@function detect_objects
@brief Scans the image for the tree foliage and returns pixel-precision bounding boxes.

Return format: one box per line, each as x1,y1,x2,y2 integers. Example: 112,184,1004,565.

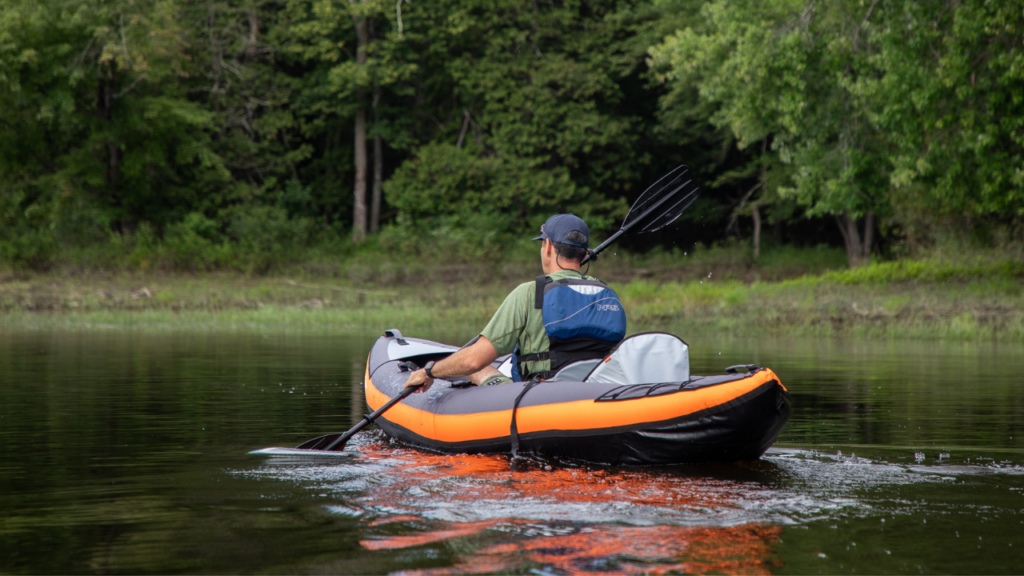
0,0,1020,269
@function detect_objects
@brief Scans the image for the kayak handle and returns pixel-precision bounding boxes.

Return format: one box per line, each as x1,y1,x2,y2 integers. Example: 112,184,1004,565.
725,364,759,374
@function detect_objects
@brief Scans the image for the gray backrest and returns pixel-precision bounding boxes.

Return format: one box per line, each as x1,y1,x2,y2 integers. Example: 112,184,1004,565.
546,359,603,382
584,333,689,385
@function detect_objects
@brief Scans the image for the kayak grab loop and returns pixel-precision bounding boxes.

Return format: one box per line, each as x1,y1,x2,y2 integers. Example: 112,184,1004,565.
725,364,759,374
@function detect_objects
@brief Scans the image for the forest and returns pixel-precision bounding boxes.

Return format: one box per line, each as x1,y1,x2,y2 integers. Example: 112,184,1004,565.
1,0,1022,273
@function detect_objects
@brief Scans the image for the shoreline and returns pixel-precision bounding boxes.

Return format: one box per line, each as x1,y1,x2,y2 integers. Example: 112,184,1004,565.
2,260,1021,341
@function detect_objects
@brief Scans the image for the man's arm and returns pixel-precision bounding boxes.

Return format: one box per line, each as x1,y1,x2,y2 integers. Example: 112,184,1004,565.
403,336,499,392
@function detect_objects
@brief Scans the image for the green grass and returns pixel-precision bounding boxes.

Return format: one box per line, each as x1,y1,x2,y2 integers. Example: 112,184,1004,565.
2,250,1021,341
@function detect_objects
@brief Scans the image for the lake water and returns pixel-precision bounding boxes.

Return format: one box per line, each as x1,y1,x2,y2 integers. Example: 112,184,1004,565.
1,329,1022,574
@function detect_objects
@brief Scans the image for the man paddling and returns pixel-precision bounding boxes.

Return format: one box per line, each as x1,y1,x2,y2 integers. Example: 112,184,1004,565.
403,214,627,393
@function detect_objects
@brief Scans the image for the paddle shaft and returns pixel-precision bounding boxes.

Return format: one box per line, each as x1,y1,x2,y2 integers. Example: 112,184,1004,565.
582,176,695,264
323,384,419,451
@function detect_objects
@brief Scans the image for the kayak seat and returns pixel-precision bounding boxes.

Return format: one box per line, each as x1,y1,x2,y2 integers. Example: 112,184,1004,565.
546,359,603,382
583,332,689,385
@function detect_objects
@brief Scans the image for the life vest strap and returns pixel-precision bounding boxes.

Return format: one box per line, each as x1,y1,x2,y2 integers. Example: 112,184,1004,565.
516,351,550,363
534,275,550,309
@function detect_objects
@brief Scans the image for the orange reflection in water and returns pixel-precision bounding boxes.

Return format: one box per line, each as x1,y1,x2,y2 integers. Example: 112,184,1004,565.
357,444,734,510
361,519,502,551
354,444,782,574
394,523,782,576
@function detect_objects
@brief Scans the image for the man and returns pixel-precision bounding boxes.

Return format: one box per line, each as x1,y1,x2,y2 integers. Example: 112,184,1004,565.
403,214,626,393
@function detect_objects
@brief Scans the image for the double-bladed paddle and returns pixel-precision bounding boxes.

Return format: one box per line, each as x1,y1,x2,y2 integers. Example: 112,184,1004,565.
583,164,701,263
253,165,700,454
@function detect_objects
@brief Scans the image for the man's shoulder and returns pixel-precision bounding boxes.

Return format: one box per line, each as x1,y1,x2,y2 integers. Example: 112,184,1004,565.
495,281,535,309
510,280,536,295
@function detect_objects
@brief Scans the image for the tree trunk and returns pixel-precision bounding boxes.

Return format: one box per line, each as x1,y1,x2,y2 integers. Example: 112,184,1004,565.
752,203,761,258
99,63,124,233
863,211,875,259
245,4,259,61
752,138,767,259
835,211,875,267
350,1,369,243
370,87,382,234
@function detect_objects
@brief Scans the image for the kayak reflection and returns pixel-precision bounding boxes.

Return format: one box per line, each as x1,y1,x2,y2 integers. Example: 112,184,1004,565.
353,443,782,574
374,522,781,575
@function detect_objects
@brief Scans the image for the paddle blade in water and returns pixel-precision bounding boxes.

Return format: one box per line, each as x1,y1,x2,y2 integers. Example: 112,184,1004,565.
250,446,350,457
296,433,343,450
621,165,701,233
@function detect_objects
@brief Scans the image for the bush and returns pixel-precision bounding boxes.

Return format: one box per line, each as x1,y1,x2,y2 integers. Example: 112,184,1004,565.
163,213,230,271
225,206,312,273
0,225,55,270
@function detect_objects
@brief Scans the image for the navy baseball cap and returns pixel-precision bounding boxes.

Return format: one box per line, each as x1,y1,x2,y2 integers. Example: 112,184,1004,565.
532,214,589,248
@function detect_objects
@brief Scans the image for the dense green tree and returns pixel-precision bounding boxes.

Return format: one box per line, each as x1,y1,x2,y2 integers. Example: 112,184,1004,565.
0,0,311,267
650,0,1024,264
377,0,692,252
0,0,214,263
650,0,892,266
859,1,1024,237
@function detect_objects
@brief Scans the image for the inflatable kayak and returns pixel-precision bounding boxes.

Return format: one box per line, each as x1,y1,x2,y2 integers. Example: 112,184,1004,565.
359,329,791,465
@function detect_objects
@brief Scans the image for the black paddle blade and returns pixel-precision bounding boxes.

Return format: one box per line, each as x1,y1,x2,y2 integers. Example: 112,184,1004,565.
621,165,701,233
296,433,344,450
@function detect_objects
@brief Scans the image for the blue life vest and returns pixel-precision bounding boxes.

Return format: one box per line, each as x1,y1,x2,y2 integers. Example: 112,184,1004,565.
514,274,627,381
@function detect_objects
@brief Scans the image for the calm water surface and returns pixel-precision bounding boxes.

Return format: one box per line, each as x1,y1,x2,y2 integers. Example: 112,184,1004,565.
1,329,1022,574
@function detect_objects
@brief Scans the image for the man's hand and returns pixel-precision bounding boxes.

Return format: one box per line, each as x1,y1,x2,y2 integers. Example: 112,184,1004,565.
403,369,435,393
400,337,499,394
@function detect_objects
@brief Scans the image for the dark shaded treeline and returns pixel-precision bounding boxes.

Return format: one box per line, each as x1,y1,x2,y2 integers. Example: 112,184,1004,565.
1,0,1021,271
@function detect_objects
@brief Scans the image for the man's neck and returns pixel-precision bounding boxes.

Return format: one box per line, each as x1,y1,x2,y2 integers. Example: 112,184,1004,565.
542,264,582,275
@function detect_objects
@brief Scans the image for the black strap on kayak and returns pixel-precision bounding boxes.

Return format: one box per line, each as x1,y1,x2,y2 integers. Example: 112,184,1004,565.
510,379,541,459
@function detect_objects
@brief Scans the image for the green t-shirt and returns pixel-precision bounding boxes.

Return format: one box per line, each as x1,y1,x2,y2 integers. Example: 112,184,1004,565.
480,269,598,377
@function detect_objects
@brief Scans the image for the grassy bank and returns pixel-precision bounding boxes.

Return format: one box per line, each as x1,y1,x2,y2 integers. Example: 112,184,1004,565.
1,250,1021,341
